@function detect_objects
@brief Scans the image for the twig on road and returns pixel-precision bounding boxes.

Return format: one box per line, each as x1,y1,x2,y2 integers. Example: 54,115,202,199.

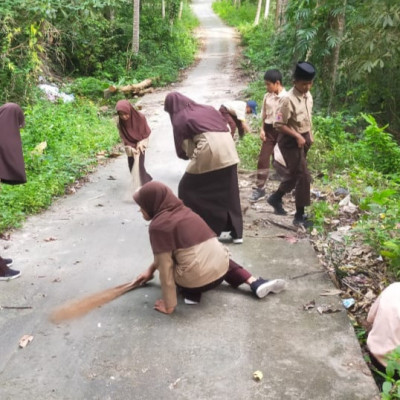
290,270,326,280
261,217,298,232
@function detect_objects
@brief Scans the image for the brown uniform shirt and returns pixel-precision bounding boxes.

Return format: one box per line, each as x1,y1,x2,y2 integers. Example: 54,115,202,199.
261,89,287,125
182,131,239,174
155,237,230,308
274,87,313,134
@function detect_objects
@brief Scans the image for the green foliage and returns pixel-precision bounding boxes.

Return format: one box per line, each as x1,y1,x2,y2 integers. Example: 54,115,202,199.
309,112,400,273
0,0,199,103
214,0,400,134
375,346,400,400
355,114,400,175
356,183,400,274
68,77,111,100
309,200,338,232
0,100,119,232
308,112,359,173
236,133,261,170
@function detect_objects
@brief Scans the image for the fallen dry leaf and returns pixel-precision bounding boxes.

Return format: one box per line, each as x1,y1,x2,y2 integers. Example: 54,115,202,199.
253,370,263,381
303,300,315,310
19,334,34,348
277,234,298,244
316,304,341,315
320,289,342,296
30,141,47,156
168,377,181,390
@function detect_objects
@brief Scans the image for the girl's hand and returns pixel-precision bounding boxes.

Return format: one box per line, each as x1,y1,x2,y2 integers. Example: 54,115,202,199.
260,130,266,142
135,270,154,286
154,299,175,314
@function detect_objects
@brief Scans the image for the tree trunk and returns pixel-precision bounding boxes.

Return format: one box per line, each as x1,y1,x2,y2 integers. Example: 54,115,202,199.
327,2,346,111
178,1,183,20
162,0,165,19
275,0,287,28
254,0,263,26
275,0,281,27
132,0,140,54
264,0,270,20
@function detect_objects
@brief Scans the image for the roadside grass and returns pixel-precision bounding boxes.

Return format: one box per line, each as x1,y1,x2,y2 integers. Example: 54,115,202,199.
1,5,200,233
0,100,119,232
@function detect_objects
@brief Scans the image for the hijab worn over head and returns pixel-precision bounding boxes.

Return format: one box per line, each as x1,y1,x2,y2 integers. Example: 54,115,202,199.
116,100,151,147
133,181,216,254
164,92,229,159
0,103,26,184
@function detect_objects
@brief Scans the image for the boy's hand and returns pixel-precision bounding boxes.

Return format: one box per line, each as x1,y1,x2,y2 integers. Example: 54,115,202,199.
260,130,266,141
296,134,306,148
154,299,175,314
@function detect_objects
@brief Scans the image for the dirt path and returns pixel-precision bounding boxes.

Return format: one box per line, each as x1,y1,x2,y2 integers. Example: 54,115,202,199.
0,1,379,399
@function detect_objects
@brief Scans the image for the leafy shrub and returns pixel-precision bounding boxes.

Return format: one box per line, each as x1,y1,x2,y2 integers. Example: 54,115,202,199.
355,114,400,175
375,346,400,400
68,77,111,100
236,133,261,170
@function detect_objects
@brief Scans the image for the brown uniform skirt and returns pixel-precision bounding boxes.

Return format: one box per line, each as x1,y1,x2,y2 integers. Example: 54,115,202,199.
178,164,243,239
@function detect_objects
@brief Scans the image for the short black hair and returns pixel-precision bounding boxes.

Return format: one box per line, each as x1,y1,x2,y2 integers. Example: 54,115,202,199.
263,69,283,84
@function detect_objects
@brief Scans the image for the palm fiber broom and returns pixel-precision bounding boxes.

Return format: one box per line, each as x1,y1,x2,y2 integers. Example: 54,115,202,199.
50,279,141,323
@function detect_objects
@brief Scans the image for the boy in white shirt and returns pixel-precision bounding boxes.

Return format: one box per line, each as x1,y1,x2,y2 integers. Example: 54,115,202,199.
219,100,257,139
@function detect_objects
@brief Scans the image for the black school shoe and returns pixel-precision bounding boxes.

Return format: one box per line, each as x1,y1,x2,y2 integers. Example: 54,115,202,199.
3,258,13,266
267,194,287,215
0,266,21,281
249,187,266,203
293,215,313,228
250,278,287,298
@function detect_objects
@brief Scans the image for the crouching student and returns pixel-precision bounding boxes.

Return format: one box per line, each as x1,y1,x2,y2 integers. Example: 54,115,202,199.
268,61,316,227
133,181,287,314
366,282,400,373
219,100,257,139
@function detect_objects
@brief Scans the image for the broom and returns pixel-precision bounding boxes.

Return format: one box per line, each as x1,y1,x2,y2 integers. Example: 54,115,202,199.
50,278,142,323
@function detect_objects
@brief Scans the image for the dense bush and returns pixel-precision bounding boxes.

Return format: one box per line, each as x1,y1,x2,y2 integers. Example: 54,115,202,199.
0,0,199,104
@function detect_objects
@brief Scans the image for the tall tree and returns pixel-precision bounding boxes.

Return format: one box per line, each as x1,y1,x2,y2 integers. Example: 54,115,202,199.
264,0,271,20
178,1,184,20
254,0,263,25
132,0,140,54
325,0,346,111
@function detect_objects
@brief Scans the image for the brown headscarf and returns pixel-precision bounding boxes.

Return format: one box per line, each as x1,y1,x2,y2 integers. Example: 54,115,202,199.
0,103,26,185
133,181,216,254
164,92,229,159
116,100,151,147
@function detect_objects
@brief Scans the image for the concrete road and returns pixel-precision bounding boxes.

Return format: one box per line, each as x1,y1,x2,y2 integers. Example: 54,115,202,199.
0,0,379,399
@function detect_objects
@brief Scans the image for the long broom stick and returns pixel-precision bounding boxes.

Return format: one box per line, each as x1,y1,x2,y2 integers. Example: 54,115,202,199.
50,279,141,323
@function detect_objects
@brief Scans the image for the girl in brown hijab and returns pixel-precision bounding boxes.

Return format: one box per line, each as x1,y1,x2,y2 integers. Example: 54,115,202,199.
116,100,152,188
164,92,243,244
134,181,286,314
0,103,26,280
